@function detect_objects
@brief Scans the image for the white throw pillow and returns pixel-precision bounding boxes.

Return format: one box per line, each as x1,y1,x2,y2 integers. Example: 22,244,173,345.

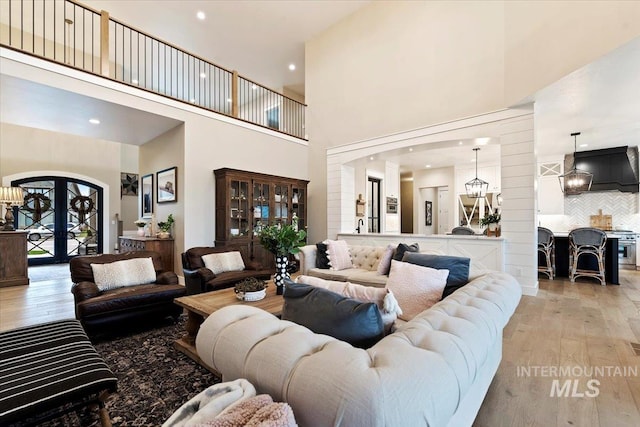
385,260,449,321
202,251,245,275
326,240,353,271
91,257,156,292
376,244,395,275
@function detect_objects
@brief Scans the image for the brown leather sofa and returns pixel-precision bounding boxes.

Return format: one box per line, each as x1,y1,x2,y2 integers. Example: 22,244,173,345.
70,251,185,334
181,246,272,295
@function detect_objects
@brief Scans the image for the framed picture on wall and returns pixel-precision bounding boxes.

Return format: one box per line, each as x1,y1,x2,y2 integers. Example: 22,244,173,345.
121,172,139,196
425,201,433,226
141,173,154,218
157,166,177,203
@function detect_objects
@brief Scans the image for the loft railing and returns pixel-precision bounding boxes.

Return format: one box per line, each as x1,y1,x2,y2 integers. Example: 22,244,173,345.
0,0,307,140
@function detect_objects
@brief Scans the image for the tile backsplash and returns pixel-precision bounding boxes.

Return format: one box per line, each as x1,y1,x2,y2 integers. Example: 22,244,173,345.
540,192,640,232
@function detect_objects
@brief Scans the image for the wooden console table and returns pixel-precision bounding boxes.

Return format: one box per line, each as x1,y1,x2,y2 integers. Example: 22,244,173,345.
0,231,29,287
118,236,174,272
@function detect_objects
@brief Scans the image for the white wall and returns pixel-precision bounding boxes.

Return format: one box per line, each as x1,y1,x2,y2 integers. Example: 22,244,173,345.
1,52,309,272
0,123,120,251
306,0,640,241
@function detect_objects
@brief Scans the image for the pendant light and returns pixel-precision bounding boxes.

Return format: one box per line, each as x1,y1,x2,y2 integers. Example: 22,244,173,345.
558,132,592,195
465,148,489,198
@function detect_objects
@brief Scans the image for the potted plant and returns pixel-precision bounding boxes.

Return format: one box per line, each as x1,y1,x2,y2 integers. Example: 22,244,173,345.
134,219,147,236
157,214,174,239
257,221,307,294
234,277,268,301
480,211,501,236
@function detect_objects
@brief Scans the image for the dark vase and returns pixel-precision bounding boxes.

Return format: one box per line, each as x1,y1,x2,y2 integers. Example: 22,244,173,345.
274,255,289,295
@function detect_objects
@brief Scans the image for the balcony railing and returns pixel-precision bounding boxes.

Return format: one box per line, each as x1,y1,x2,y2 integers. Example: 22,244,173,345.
0,0,307,140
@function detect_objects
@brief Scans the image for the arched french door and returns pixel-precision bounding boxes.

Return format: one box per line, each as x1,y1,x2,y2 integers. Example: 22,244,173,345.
12,176,103,265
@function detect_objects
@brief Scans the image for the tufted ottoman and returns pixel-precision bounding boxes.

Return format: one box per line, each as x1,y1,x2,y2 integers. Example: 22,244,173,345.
0,319,117,426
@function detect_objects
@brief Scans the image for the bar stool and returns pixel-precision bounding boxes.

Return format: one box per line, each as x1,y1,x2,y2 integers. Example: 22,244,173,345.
568,227,607,286
537,227,555,279
451,226,475,235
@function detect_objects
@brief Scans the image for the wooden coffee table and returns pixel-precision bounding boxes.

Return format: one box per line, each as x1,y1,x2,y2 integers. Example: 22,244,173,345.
174,284,284,367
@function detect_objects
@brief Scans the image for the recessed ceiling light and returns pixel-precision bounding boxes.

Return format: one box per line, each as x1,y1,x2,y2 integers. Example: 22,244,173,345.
226,98,232,103
580,143,588,147
288,63,296,71
200,72,206,79
476,137,490,145
369,156,374,161
131,79,138,84
471,158,476,162
252,84,257,90
409,148,413,152
425,164,431,168
459,141,463,145
196,11,206,20
89,118,100,125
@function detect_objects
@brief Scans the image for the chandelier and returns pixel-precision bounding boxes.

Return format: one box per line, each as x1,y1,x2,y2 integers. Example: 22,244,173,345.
465,148,489,198
558,132,592,195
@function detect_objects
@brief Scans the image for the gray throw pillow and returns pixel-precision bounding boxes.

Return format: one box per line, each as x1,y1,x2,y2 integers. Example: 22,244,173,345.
282,280,384,348
315,243,331,269
401,253,470,299
392,243,419,261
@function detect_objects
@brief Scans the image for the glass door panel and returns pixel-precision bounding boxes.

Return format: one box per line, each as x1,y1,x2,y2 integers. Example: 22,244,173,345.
14,177,102,265
274,184,288,224
229,179,249,238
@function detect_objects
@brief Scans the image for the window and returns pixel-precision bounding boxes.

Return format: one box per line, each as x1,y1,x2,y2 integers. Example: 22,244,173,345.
266,105,280,130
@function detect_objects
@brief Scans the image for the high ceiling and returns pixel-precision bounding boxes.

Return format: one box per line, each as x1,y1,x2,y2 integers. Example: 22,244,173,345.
83,0,370,96
370,36,640,173
0,2,637,169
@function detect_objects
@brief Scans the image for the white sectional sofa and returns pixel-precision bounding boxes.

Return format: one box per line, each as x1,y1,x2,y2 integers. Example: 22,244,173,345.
298,244,389,287
195,271,522,427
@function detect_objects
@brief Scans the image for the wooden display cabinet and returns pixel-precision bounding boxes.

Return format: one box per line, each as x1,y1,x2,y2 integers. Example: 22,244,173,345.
0,231,29,287
214,168,309,267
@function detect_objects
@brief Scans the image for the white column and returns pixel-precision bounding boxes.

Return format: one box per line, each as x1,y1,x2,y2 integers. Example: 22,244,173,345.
327,156,355,239
499,112,538,296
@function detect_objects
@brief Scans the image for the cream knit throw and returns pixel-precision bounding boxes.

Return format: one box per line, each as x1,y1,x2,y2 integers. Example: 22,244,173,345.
163,379,256,427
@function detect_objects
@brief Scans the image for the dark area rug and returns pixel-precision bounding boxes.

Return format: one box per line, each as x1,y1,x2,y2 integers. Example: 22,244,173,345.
42,316,220,426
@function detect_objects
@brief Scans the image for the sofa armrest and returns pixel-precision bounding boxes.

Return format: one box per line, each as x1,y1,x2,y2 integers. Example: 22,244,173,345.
156,271,179,285
71,281,101,302
298,245,317,275
245,260,264,271
183,267,216,295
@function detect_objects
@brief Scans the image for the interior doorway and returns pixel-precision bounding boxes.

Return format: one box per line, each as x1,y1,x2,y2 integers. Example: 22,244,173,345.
367,177,381,233
438,187,450,234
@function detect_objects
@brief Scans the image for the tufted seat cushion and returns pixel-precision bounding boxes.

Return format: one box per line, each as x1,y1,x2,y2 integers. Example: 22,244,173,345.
196,271,521,427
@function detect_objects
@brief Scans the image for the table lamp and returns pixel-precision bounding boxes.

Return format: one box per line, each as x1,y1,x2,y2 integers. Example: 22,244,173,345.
0,186,25,231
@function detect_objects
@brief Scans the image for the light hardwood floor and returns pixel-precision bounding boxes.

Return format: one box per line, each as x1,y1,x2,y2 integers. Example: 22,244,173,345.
1,266,639,426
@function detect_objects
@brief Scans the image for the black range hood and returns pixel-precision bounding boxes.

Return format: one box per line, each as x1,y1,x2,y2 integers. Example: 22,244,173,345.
568,146,639,193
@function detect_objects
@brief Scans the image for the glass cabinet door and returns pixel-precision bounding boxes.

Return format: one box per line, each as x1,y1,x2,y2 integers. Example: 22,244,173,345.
291,185,305,231
252,181,270,233
229,179,249,238
274,183,289,224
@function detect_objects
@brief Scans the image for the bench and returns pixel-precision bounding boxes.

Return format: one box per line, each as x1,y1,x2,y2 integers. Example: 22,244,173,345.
0,319,117,426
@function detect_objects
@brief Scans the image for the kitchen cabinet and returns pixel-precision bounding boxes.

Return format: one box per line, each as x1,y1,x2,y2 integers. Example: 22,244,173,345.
0,231,29,287
538,175,564,214
537,160,564,215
